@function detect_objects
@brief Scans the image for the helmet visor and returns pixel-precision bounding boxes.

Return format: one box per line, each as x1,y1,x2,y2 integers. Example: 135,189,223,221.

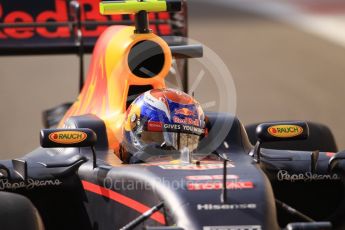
141,131,200,153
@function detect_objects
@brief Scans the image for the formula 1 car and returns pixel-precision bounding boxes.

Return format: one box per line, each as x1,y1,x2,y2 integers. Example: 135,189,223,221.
1,1,345,230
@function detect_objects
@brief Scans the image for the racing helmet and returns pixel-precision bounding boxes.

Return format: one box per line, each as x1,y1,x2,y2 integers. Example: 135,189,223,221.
121,88,206,162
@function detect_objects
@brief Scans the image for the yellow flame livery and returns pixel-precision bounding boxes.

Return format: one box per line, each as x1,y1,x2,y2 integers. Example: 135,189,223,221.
59,25,172,151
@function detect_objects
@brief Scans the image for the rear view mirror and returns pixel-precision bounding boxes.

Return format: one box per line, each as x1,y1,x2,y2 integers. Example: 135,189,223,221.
40,128,97,148
40,128,98,168
253,121,309,163
256,121,309,142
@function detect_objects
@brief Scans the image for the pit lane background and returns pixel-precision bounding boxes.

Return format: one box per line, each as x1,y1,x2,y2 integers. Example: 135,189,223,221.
1,0,345,158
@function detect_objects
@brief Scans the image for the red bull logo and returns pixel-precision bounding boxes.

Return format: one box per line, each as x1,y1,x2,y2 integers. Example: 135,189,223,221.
175,108,194,116
173,116,199,126
0,0,172,40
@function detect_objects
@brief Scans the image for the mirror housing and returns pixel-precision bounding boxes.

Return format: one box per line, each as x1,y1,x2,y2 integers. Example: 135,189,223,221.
40,128,97,148
256,121,309,142
253,121,309,163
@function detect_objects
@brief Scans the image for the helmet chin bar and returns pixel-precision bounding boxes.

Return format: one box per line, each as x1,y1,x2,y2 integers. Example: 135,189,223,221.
124,130,201,163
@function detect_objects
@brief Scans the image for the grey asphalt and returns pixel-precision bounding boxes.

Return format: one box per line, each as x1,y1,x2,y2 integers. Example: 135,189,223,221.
1,1,345,158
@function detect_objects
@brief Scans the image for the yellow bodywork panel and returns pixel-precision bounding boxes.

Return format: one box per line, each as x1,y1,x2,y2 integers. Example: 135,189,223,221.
100,0,167,15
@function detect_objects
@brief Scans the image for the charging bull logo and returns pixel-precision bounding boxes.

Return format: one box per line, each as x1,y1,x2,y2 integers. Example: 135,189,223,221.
268,125,303,138
175,108,194,116
49,131,87,144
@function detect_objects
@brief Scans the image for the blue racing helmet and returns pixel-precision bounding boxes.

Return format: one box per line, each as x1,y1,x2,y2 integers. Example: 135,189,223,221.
122,88,206,162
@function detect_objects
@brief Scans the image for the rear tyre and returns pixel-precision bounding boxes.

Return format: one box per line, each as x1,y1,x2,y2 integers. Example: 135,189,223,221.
0,191,44,230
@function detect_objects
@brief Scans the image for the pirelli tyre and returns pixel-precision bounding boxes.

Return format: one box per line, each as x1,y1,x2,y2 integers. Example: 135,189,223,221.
245,121,338,152
0,191,44,230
